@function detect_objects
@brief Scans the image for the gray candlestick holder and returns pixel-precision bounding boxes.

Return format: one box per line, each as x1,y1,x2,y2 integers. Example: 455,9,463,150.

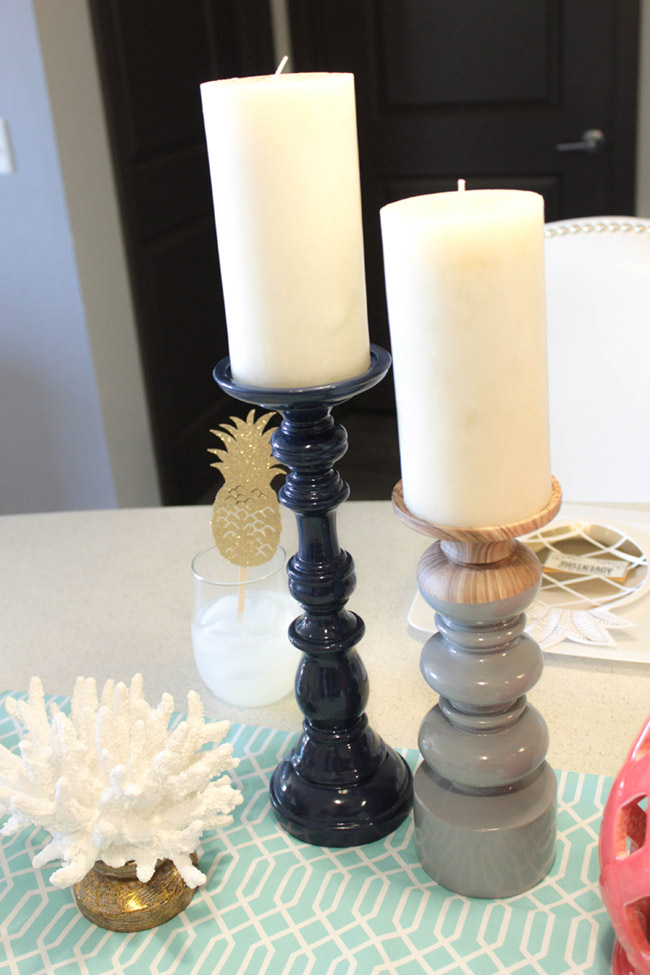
393,477,562,898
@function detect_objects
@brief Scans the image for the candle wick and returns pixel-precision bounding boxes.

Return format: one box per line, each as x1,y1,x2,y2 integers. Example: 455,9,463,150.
274,55,289,76
457,178,466,193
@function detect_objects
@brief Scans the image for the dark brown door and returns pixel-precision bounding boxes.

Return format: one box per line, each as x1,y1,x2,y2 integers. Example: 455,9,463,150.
289,0,639,410
88,1,275,504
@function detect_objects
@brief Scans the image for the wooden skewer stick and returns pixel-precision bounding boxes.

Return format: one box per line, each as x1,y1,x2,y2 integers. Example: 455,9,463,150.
237,564,247,620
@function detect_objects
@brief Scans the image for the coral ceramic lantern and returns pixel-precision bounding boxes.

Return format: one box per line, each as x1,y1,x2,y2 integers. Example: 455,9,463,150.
600,716,650,975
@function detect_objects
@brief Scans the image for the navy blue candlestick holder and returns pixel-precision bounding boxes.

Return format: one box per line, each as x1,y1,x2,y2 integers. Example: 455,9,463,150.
214,346,413,846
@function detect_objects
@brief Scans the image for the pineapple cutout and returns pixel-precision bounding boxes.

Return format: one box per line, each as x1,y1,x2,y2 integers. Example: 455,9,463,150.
209,410,284,567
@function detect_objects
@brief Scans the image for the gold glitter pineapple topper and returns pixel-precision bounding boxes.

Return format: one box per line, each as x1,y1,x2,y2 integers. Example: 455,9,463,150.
209,411,284,567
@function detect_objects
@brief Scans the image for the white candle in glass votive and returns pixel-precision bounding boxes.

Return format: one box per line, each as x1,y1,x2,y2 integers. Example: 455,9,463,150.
200,72,370,389
192,589,298,708
380,187,552,528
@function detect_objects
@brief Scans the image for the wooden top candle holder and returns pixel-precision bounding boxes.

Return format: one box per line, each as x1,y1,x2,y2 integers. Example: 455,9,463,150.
393,477,562,608
392,476,562,897
392,476,562,545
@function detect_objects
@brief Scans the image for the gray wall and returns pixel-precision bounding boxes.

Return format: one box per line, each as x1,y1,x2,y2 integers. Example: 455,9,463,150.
34,0,160,511
0,0,159,514
0,0,118,513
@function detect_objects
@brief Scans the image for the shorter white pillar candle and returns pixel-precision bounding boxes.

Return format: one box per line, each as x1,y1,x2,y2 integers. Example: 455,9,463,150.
201,72,370,389
381,188,552,528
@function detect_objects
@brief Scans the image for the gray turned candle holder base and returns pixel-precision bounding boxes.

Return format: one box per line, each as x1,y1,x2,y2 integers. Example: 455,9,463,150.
414,761,557,898
393,478,562,898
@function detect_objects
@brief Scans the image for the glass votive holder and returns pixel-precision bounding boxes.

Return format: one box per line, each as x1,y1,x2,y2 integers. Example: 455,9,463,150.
191,545,299,707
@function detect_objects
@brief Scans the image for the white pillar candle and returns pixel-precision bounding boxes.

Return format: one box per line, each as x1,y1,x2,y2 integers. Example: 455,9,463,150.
200,72,370,389
380,188,552,528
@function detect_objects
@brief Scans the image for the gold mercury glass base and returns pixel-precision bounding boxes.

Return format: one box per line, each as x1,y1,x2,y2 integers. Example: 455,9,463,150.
73,856,198,931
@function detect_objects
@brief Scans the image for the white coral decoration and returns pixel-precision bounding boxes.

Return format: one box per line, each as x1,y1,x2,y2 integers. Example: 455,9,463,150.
0,674,243,889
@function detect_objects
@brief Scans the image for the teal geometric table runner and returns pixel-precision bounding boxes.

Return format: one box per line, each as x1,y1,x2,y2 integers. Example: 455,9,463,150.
0,694,615,975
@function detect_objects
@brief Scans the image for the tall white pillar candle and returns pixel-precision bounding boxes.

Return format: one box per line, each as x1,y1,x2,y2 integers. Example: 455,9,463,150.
381,188,551,528
200,73,370,388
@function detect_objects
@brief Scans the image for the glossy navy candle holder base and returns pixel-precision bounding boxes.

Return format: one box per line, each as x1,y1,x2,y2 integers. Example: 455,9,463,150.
214,347,413,847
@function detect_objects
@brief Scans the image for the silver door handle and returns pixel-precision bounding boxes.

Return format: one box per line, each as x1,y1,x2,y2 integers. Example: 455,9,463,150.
556,128,605,154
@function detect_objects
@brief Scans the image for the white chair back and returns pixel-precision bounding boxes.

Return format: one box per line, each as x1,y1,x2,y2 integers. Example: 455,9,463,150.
544,217,650,502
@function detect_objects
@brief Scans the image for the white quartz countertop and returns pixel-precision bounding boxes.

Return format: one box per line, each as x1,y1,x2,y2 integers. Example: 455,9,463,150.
1,499,649,779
